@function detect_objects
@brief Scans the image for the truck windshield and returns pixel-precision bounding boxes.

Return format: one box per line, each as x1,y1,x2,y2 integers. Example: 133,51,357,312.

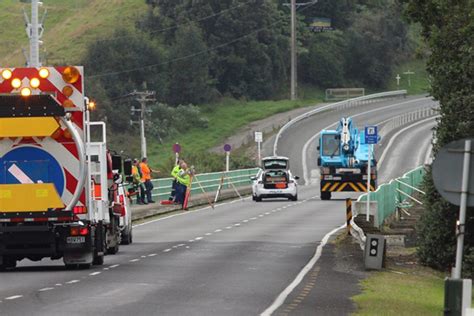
322,135,340,156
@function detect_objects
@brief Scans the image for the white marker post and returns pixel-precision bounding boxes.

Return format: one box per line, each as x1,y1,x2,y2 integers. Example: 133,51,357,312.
224,144,232,172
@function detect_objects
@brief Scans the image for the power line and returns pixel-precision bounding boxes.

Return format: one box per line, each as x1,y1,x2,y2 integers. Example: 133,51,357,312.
94,0,257,43
87,0,320,80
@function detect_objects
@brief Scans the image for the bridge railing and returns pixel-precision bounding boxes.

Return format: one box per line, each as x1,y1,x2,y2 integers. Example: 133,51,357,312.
357,166,426,227
146,168,260,201
273,90,408,156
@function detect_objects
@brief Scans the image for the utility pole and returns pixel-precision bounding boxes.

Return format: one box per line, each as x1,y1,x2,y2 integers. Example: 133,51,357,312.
290,0,297,101
130,89,156,159
23,0,46,67
285,0,317,101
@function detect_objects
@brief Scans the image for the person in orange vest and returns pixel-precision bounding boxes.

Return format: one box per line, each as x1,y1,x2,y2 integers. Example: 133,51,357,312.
139,157,158,203
132,158,147,205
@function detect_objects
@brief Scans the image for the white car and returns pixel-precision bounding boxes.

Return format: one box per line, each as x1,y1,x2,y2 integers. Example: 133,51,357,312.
117,184,133,245
251,156,299,202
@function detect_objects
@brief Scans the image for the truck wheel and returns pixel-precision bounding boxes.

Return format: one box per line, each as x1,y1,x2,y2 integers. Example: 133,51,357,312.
121,228,132,245
320,192,331,200
107,244,119,255
0,256,16,270
93,253,104,265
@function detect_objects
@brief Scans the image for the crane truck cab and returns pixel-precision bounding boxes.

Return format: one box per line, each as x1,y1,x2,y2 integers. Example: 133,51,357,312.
317,117,377,200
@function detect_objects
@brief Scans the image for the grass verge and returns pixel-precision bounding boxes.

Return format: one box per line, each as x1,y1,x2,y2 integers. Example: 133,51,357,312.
352,265,444,315
389,59,430,95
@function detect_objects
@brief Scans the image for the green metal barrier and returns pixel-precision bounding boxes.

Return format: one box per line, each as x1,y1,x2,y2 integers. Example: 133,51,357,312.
358,166,426,226
144,168,260,202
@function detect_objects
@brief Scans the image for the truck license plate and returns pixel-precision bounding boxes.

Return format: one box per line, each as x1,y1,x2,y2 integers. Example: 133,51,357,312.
67,236,85,244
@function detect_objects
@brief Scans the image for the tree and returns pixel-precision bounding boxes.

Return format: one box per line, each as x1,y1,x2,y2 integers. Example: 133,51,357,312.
167,24,215,105
402,0,474,277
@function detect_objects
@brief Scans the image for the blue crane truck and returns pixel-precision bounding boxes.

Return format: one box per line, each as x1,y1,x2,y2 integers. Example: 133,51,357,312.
317,117,377,200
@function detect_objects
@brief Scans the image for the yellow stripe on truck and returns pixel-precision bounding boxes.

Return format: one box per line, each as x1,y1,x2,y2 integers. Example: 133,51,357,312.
0,117,60,138
322,183,331,191
337,183,347,192
0,183,64,212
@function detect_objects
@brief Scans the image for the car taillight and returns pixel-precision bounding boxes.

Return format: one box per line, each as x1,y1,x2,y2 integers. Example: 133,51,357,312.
79,227,89,236
73,206,87,214
70,227,80,236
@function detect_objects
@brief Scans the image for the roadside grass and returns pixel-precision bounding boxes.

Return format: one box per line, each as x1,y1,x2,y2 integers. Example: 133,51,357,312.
352,265,445,315
0,0,146,66
388,59,431,95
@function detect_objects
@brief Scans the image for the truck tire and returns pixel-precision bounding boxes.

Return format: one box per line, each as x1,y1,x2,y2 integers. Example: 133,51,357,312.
121,228,132,245
107,244,119,255
320,191,331,200
0,256,16,270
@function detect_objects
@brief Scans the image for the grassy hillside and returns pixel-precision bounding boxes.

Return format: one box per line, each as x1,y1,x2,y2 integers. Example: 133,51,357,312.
0,0,146,67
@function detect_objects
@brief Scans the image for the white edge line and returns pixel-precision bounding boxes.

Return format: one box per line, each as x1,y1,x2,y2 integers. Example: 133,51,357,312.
5,295,23,300
378,116,438,167
132,196,251,228
260,224,345,316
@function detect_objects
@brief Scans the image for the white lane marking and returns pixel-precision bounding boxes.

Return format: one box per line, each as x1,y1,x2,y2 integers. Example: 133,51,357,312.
250,217,257,220
8,164,34,184
186,246,190,249
66,280,80,284
265,212,270,215
260,224,345,316
89,272,101,276
103,268,109,271
163,249,172,253
189,239,195,242
5,295,23,300
301,97,431,185
141,255,147,258
243,220,249,223
148,254,157,257
55,284,62,286
178,243,186,247
38,288,54,292
234,223,241,226
110,264,120,268
378,116,438,167
259,214,264,217
214,229,222,233
129,259,140,262
205,233,212,236
195,237,203,240
226,226,232,229
133,196,251,228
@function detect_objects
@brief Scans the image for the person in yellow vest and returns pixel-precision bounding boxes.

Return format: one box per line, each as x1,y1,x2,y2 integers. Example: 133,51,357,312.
132,158,147,204
169,159,184,202
139,157,158,203
175,162,191,207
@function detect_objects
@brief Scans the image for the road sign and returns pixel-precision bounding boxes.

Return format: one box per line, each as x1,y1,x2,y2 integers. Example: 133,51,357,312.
365,126,378,144
432,139,474,206
224,144,232,152
173,143,181,153
255,132,263,143
1,146,65,196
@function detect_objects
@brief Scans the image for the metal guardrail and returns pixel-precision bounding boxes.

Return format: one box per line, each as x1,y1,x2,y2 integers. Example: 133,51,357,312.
147,168,259,201
357,166,426,227
273,90,408,156
325,88,365,101
378,107,438,137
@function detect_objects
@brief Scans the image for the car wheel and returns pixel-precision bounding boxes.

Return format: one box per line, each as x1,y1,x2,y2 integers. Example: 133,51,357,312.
289,195,298,201
255,196,262,202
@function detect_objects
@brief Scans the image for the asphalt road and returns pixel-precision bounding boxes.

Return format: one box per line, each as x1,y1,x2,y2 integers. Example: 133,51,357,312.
0,96,437,316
